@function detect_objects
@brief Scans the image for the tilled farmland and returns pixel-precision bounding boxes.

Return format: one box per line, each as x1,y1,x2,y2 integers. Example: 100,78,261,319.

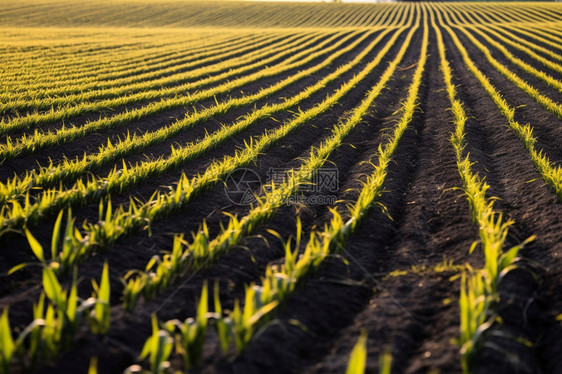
0,1,561,373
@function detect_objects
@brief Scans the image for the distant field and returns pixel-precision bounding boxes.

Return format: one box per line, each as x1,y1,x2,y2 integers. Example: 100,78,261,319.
0,1,561,373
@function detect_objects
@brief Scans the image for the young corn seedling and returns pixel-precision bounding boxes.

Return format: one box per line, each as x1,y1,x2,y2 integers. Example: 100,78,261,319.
222,218,326,353
228,283,280,352
122,274,147,313
346,330,368,374
123,234,192,311
379,349,392,374
213,281,233,355
129,284,213,372
137,315,174,374
458,268,494,373
346,330,392,374
88,357,98,374
9,209,84,277
32,265,101,363
170,282,209,369
24,229,86,354
89,262,111,335
5,261,99,370
0,308,14,374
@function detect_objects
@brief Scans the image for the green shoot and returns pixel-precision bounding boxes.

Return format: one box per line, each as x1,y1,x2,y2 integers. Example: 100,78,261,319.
139,315,173,374
346,330,368,374
90,262,111,335
0,309,14,374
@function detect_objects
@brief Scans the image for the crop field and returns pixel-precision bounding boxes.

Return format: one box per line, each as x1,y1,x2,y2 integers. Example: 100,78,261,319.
0,0,562,373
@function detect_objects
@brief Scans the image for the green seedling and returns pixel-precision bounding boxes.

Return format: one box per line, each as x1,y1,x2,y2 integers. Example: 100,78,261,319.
90,262,111,335
346,330,368,374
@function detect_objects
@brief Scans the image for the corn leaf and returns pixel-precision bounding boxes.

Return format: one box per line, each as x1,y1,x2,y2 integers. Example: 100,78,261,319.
346,330,368,374
25,228,44,263
42,267,63,310
51,210,64,260
0,308,14,372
